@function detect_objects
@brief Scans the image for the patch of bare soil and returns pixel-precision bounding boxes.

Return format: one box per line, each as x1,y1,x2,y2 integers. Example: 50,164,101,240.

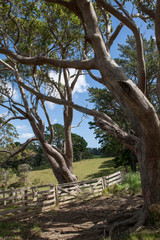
34,194,143,240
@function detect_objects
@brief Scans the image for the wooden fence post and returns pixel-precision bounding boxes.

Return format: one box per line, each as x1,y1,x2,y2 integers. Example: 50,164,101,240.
3,192,6,205
54,185,59,205
24,189,28,212
102,177,107,190
11,188,15,203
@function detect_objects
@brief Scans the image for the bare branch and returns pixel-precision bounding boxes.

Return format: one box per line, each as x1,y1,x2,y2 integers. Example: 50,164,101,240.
0,58,14,71
71,114,87,129
95,0,146,94
0,47,96,70
41,100,54,144
108,22,124,49
0,116,26,129
95,118,139,153
0,137,37,166
132,13,150,22
87,70,103,84
0,150,12,154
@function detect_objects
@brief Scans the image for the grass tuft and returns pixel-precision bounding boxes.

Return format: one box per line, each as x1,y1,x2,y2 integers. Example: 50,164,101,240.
103,172,142,196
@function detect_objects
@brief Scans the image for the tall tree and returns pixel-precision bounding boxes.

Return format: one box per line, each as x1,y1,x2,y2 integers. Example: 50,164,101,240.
0,1,85,183
0,0,160,233
88,36,159,170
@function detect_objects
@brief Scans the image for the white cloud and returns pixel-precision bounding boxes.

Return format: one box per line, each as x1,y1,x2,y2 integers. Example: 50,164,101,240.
0,112,8,118
49,69,89,95
16,125,28,130
0,80,19,101
0,112,12,119
45,101,55,110
53,118,57,124
20,133,34,139
72,75,89,94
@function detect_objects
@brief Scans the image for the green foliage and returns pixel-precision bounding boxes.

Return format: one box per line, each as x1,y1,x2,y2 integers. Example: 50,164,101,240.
114,148,137,172
122,172,141,193
46,124,91,162
0,220,42,239
8,157,118,186
16,163,31,186
0,168,14,189
104,172,141,196
104,229,160,240
148,204,160,228
0,115,19,147
0,0,84,58
72,133,90,161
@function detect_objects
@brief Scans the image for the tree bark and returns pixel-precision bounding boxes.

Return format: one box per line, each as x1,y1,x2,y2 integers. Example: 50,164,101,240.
42,143,77,183
137,133,160,208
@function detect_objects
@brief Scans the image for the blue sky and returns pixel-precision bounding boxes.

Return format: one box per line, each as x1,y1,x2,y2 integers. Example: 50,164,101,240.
0,3,155,149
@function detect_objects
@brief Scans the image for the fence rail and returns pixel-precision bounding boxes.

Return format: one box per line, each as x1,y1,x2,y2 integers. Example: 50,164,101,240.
0,171,122,221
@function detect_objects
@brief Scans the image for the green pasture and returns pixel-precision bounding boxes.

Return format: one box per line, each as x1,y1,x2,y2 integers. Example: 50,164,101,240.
18,157,123,186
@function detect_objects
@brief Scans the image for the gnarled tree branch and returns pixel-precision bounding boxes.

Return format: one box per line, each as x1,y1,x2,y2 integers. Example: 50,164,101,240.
0,47,96,70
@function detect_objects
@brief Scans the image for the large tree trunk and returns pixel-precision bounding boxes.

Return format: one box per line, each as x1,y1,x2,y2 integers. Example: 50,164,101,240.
137,135,160,209
42,142,77,183
28,113,77,184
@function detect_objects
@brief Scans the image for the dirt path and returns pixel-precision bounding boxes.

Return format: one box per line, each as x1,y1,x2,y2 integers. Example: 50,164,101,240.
35,194,143,240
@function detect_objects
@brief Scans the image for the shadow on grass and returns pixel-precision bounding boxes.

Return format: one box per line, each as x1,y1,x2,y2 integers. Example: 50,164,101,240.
85,159,121,179
0,220,46,240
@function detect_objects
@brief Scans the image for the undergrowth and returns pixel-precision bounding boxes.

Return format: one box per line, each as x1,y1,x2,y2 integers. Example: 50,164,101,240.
103,228,160,240
103,172,142,196
0,220,42,240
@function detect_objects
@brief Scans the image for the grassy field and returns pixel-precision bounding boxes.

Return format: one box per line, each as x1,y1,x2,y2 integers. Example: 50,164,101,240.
18,157,123,186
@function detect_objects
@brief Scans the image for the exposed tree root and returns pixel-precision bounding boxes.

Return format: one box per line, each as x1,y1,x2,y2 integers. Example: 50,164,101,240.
109,206,149,238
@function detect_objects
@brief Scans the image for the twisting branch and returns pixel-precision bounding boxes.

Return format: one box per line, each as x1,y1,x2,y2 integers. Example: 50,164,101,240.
0,137,38,166
16,77,139,150
87,70,103,84
0,116,26,129
0,47,97,70
6,0,20,49
95,118,139,153
95,0,146,94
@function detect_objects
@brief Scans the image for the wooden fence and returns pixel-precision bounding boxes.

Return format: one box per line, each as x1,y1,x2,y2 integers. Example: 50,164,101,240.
0,171,122,221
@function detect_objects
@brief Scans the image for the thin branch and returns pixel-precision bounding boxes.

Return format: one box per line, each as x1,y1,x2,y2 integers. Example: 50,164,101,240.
132,13,150,22
7,0,20,48
71,114,87,129
87,70,103,84
71,70,81,90
114,0,133,21
137,0,155,19
0,150,12,154
108,22,124,49
0,137,38,166
0,116,26,129
0,58,14,71
95,118,139,153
